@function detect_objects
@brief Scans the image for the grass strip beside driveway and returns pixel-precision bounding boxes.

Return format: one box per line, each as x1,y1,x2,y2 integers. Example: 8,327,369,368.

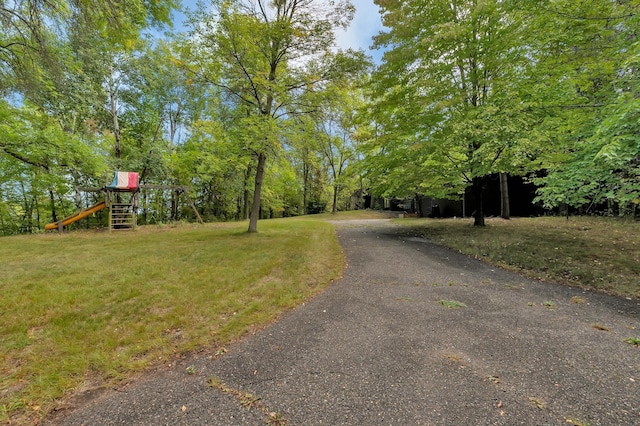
407,216,640,299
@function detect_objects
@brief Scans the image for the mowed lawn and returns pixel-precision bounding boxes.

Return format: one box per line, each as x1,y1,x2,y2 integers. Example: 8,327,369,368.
0,219,344,424
406,216,640,298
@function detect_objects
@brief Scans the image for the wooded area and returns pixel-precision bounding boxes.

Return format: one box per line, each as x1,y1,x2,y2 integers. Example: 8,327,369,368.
1,0,638,235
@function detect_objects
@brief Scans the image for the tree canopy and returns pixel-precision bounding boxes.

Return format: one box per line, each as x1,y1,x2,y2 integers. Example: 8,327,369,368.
1,0,639,236
363,0,640,224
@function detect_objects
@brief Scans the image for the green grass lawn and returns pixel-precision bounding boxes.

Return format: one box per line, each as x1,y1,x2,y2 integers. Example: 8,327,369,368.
404,216,640,298
0,219,343,424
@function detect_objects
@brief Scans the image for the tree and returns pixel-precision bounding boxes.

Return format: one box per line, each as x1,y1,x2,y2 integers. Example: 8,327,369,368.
499,172,510,219
1,0,177,98
172,114,252,221
283,117,325,214
369,0,532,225
522,0,640,215
313,83,367,213
0,100,107,230
184,0,356,232
0,0,180,231
117,40,206,186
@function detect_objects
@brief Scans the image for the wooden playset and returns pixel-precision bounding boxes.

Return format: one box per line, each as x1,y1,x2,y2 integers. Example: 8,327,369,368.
45,172,202,232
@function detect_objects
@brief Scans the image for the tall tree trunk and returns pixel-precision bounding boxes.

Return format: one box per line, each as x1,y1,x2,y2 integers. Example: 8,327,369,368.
415,194,423,217
243,163,252,220
332,184,338,213
142,190,148,224
20,181,30,232
35,196,41,231
303,161,309,215
472,176,485,226
108,65,122,162
499,172,510,219
171,190,178,221
248,152,266,233
48,190,58,223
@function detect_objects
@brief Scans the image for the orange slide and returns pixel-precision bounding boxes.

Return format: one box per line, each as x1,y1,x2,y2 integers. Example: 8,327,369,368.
45,201,106,231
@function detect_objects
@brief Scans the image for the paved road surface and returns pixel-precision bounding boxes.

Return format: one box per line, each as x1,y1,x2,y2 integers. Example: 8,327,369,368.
46,220,640,425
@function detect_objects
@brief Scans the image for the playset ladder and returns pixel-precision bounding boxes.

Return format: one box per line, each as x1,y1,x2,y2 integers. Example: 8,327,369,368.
109,203,136,231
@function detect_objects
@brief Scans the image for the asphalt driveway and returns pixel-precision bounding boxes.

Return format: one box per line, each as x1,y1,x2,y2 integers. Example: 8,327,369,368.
46,220,640,425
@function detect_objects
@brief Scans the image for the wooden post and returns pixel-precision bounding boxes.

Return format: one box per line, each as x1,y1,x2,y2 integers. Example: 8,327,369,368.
181,187,204,224
132,191,138,230
105,189,112,231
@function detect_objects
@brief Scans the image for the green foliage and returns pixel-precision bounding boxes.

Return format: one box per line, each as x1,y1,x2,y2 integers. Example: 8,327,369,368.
282,117,327,214
1,0,373,234
366,0,535,222
365,0,640,218
2,0,639,233
0,101,107,233
527,1,640,213
0,0,194,232
0,102,98,171
314,84,360,212
263,155,304,216
186,0,355,119
171,116,251,221
0,0,177,97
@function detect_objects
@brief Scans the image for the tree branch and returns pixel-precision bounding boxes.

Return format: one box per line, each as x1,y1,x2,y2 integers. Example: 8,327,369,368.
0,147,50,169
537,104,606,110
539,6,637,21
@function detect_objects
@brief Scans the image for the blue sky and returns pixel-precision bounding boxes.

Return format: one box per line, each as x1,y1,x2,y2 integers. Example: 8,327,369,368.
332,0,385,62
173,0,385,62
